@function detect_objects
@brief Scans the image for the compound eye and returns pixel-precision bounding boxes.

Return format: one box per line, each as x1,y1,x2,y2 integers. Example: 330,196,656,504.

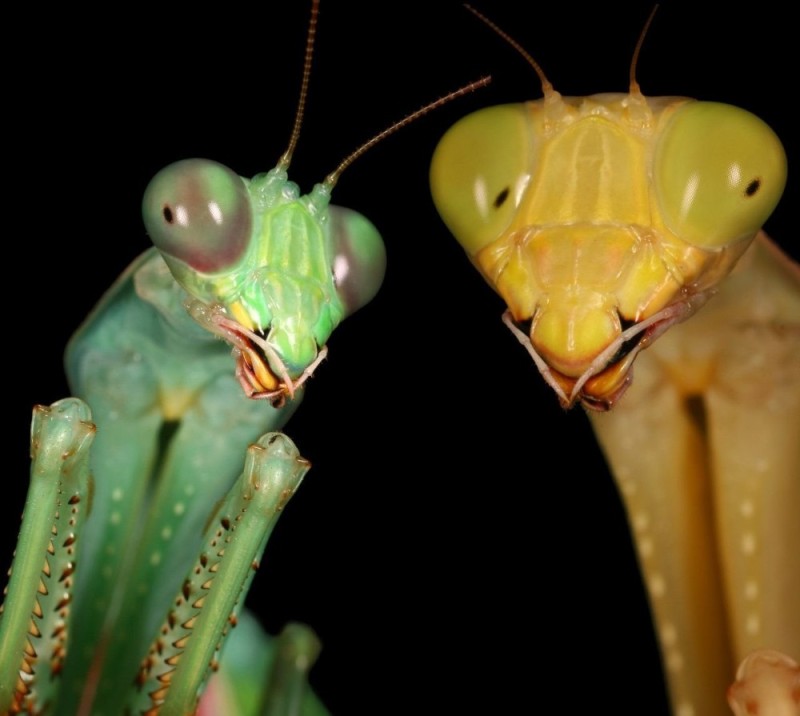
142,158,252,273
329,206,387,317
655,102,786,248
430,104,533,256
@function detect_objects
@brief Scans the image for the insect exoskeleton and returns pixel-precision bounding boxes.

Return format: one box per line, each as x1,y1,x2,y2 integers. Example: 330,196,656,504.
431,84,785,409
143,157,386,405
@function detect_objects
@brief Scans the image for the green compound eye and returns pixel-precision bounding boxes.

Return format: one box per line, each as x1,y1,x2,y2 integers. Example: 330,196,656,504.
142,158,252,273
654,101,787,248
430,104,534,256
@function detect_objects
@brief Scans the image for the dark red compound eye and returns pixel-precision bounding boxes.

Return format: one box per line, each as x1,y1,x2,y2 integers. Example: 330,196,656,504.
142,158,252,274
329,206,387,318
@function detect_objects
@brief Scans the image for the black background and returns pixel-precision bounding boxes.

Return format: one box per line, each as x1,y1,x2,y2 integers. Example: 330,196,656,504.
5,2,796,714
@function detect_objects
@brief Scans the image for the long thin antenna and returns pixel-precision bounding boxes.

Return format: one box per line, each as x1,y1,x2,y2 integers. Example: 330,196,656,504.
323,76,491,189
464,4,554,98
629,5,659,95
278,0,320,170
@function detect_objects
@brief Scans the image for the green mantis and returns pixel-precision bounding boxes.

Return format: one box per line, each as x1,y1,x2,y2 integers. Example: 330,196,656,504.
2,2,400,712
4,1,494,710
3,2,798,715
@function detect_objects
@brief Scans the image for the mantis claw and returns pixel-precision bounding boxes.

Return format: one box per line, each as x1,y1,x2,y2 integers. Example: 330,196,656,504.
0,399,95,716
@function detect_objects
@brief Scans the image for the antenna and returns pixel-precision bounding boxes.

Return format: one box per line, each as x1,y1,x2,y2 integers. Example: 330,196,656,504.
278,0,320,170
630,5,659,95
464,4,554,98
275,0,490,189
323,77,491,189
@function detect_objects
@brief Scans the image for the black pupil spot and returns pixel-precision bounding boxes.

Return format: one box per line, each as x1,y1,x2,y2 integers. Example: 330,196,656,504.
745,178,761,197
494,187,510,208
163,206,174,223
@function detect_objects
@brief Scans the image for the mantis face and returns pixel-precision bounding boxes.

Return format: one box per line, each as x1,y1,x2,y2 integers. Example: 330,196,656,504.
431,95,786,409
142,159,386,405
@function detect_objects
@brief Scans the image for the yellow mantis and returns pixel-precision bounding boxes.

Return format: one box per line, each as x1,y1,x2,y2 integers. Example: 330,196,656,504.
431,4,798,715
4,2,797,714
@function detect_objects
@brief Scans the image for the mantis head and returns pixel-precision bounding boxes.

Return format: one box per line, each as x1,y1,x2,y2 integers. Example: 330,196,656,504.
430,18,786,410
143,157,386,405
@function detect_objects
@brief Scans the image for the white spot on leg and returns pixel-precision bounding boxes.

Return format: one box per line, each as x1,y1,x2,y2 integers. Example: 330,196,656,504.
660,622,678,647
739,499,754,518
666,649,684,672
109,512,121,525
741,533,757,555
111,488,123,502
745,580,758,600
161,526,172,540
639,537,654,558
632,512,649,533
649,574,666,598
676,703,695,716
173,502,185,516
746,613,761,635
149,552,162,566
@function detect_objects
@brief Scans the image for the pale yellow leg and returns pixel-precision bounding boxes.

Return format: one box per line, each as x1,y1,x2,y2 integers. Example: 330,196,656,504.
590,370,733,716
590,235,800,716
